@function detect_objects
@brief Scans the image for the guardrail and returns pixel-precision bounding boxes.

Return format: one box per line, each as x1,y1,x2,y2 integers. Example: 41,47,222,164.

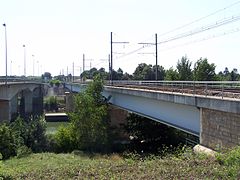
106,80,240,99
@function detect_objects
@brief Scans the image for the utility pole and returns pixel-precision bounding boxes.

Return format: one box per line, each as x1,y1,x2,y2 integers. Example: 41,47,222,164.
110,32,129,84
139,33,158,80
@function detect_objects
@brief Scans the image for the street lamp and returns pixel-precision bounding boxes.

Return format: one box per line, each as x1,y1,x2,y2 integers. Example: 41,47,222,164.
32,55,35,77
23,45,26,77
3,23,7,84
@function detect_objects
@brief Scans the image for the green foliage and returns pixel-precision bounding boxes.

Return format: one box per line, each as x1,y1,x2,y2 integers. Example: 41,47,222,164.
56,74,110,152
0,123,17,159
54,125,74,152
165,67,179,80
193,58,216,81
176,56,193,80
70,75,109,152
217,67,240,81
49,79,61,87
124,113,189,153
133,63,165,80
11,116,47,153
16,146,32,158
1,149,240,179
216,146,240,177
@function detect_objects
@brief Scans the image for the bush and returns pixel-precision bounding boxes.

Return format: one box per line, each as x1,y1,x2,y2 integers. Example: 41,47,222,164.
11,116,47,153
0,123,18,159
17,146,32,158
54,125,74,153
217,146,240,177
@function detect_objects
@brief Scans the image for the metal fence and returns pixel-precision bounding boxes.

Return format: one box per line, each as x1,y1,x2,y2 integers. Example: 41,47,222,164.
105,80,240,99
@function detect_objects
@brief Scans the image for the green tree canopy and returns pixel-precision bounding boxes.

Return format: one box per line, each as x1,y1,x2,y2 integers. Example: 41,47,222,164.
176,56,193,80
165,67,179,80
67,75,110,152
193,58,216,81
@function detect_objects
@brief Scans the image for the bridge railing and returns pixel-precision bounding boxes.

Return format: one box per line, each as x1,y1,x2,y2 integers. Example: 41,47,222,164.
106,80,240,99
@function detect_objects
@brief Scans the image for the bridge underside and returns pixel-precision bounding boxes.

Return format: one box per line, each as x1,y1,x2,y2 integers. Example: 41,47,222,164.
103,90,200,136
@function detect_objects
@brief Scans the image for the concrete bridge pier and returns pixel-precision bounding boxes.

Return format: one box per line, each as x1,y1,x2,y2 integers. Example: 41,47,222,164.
32,86,44,116
200,108,240,150
0,100,11,121
22,90,33,114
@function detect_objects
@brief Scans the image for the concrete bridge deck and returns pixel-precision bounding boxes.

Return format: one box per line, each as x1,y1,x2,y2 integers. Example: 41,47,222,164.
65,81,240,150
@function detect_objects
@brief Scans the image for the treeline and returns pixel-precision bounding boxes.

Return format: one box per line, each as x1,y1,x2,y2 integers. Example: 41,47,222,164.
79,56,240,81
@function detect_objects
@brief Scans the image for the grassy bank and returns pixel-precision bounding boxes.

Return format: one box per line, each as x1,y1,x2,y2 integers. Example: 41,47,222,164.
1,147,240,179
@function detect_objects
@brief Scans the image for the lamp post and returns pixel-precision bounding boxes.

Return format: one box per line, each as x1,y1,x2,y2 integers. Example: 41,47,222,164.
37,60,39,76
23,45,26,77
32,55,35,77
3,23,7,84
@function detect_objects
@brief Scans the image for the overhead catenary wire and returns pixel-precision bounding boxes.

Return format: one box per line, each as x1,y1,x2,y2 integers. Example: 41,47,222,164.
112,1,240,60
158,14,240,44
159,27,240,52
158,0,240,37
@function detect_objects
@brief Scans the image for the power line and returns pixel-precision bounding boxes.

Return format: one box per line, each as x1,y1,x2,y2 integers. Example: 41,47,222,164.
159,27,240,52
158,0,240,37
158,14,240,44
112,2,240,60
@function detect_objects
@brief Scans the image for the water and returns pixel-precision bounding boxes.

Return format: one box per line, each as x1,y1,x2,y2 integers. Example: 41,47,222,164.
46,121,69,135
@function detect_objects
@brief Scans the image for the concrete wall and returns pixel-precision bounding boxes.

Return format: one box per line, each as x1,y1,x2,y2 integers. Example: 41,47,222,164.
201,108,240,150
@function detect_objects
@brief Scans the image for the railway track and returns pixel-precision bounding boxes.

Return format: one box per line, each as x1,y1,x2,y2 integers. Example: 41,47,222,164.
109,81,240,99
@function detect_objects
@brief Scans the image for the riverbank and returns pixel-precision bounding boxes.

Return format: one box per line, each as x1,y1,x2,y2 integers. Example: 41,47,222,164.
1,147,240,179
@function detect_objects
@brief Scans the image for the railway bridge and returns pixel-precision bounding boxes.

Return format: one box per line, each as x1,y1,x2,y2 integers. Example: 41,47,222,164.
65,81,240,150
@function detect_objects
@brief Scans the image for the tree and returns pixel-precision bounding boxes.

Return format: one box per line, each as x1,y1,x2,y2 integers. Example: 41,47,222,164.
153,65,165,80
230,68,239,81
67,74,110,152
133,63,153,80
117,68,124,80
165,67,179,80
193,58,216,81
176,56,193,80
42,72,52,82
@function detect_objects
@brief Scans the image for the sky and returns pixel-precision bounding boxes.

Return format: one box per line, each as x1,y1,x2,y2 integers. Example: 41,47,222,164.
0,0,240,76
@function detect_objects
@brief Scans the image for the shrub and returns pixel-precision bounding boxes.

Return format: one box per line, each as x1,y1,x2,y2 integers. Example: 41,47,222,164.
11,116,47,153
54,125,74,153
0,123,18,159
17,146,32,158
216,146,240,177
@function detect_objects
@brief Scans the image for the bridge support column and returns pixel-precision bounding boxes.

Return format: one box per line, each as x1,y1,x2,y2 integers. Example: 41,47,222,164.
0,100,10,121
108,105,129,140
10,95,18,120
32,86,43,116
65,92,74,112
200,108,240,150
23,91,33,114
